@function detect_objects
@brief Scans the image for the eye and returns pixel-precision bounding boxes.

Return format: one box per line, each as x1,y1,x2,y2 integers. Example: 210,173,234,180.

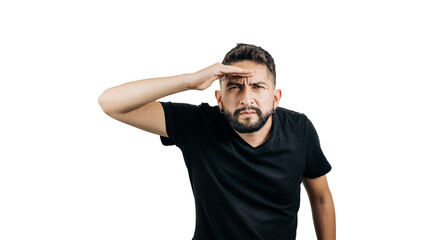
254,85,264,89
228,86,242,90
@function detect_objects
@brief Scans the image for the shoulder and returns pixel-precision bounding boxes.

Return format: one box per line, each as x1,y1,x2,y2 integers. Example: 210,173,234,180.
275,106,308,124
161,101,221,120
274,107,311,137
161,101,217,112
199,102,221,115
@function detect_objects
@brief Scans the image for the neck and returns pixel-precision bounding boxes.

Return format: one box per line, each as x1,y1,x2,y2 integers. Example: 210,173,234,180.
235,115,274,148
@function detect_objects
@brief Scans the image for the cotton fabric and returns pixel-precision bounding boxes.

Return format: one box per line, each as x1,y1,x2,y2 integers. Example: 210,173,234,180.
159,102,331,240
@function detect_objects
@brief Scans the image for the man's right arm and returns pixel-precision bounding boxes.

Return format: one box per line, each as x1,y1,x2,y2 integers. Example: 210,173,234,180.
97,62,253,137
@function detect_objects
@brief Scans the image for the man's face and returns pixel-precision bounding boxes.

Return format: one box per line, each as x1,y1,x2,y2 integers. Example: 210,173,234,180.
215,60,281,134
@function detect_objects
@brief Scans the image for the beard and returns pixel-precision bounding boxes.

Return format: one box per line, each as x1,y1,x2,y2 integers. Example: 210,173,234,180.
222,104,274,134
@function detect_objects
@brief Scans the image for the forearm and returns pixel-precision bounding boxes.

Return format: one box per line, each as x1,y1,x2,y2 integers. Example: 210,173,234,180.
98,62,254,114
310,197,336,240
98,73,193,114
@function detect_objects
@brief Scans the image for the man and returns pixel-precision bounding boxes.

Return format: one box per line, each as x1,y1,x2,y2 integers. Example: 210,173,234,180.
98,43,336,240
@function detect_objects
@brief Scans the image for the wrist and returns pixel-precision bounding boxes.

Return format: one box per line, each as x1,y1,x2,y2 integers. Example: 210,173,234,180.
185,72,201,90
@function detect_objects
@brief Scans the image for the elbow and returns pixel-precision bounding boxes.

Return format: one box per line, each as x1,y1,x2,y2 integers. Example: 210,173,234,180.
98,90,113,114
311,194,334,207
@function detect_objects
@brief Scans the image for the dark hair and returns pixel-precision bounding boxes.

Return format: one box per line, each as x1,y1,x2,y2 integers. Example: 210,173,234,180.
222,43,276,85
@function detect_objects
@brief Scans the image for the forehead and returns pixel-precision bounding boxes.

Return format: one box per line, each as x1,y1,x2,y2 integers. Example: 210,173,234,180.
230,60,269,76
223,60,272,85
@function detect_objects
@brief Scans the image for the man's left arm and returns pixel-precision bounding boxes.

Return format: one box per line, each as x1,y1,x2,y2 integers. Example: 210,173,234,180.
303,175,336,240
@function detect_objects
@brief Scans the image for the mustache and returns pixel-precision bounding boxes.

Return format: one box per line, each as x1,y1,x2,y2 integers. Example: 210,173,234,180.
233,106,262,117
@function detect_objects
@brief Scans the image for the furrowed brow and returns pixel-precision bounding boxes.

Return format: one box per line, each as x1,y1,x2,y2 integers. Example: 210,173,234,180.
226,82,243,88
226,81,268,88
250,82,267,86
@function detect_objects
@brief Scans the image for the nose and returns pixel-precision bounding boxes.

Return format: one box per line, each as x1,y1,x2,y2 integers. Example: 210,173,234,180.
240,84,254,106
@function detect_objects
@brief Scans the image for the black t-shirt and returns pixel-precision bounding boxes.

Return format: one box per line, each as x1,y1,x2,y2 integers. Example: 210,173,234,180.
159,102,331,240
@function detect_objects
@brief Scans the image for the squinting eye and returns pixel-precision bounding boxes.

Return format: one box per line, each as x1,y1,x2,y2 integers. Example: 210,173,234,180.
229,86,242,90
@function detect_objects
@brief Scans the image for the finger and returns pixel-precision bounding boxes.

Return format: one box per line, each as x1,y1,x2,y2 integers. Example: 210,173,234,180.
225,72,255,76
214,71,254,77
222,73,255,80
214,72,254,80
220,65,253,74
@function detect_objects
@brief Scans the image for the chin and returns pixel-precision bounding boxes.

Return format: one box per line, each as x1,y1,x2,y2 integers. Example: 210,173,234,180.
239,118,257,125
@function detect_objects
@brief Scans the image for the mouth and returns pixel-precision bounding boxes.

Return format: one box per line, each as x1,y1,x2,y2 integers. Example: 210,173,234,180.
240,111,256,116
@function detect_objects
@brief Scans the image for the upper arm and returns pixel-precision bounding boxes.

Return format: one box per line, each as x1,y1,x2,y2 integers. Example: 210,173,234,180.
105,101,167,137
303,175,333,205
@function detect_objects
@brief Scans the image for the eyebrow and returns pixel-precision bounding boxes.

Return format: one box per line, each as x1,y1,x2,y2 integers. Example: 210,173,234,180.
226,81,267,88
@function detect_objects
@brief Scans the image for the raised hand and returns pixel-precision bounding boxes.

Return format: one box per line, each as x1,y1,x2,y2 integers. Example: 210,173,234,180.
189,62,254,90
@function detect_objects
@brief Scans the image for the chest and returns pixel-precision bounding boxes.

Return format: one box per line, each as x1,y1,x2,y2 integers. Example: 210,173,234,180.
186,139,306,205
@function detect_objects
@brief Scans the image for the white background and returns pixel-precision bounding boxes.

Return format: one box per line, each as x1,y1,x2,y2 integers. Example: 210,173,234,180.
1,0,426,239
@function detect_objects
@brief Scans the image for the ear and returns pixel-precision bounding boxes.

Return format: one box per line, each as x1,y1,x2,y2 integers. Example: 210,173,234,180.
273,89,282,109
215,90,222,109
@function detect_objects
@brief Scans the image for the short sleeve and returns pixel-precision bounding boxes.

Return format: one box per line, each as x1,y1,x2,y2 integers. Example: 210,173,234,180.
159,101,203,148
303,117,332,178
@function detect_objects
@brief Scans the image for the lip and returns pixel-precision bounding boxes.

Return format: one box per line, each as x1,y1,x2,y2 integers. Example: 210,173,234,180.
240,111,256,115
